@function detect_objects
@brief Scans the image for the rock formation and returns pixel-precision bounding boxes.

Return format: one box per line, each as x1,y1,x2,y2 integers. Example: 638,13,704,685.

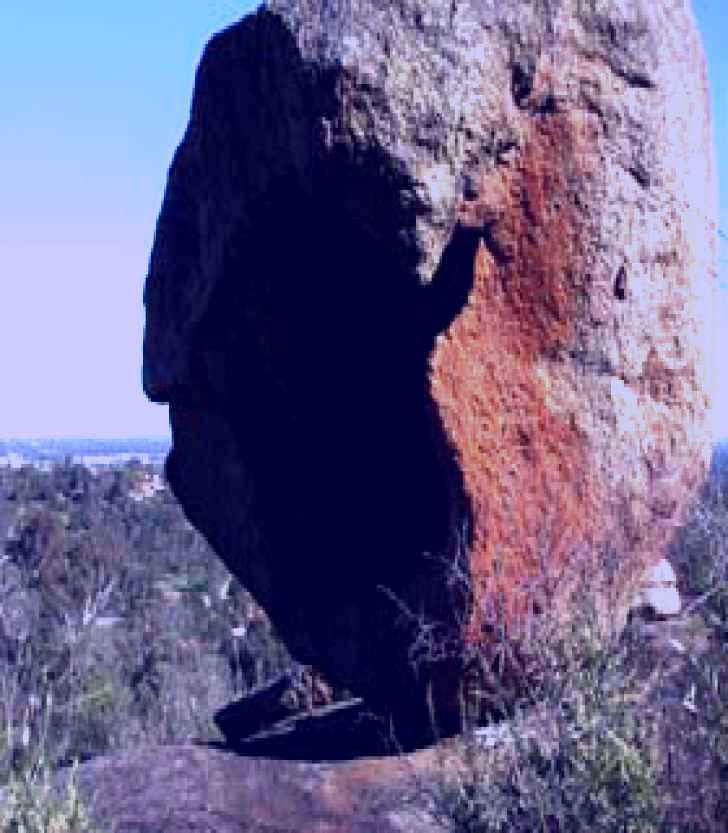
143,0,717,740
60,744,445,833
633,558,681,617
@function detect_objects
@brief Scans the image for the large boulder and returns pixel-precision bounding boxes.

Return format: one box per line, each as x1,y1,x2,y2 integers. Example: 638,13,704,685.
143,0,717,739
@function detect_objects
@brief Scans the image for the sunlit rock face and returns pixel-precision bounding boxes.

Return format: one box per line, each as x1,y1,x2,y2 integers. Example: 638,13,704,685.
143,0,717,740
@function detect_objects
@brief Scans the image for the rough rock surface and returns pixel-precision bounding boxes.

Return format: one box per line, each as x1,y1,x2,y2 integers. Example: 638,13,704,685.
143,0,717,736
67,745,444,833
633,558,681,617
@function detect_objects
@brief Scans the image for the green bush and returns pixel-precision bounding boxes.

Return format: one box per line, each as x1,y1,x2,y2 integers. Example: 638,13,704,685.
0,458,293,783
0,759,94,833
669,451,728,635
432,612,661,833
419,446,728,833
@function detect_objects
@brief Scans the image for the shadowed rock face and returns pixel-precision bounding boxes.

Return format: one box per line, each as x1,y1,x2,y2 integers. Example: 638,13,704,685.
143,0,717,740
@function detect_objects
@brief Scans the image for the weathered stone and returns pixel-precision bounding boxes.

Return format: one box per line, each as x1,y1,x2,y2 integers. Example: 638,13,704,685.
214,668,341,746
143,0,717,739
219,697,392,760
64,744,444,833
633,558,681,617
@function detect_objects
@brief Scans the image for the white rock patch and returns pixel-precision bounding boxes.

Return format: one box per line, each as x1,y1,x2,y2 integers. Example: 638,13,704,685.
633,558,681,617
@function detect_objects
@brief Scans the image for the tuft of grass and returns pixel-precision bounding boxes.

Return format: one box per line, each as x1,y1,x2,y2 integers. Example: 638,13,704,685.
430,604,662,833
0,758,95,833
411,446,728,833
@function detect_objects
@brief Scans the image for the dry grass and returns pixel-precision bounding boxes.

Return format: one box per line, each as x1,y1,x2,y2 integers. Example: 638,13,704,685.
0,758,95,833
405,447,728,833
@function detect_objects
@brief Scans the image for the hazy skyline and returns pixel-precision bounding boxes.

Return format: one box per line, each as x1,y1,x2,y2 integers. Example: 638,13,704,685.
1,1,726,439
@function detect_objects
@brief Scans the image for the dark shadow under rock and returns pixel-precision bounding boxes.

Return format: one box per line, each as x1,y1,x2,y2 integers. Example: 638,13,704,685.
215,697,396,761
213,672,400,760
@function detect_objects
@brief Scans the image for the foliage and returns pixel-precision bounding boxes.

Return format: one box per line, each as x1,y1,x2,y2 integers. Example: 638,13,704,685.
0,458,293,785
0,758,94,833
427,592,662,833
419,445,728,833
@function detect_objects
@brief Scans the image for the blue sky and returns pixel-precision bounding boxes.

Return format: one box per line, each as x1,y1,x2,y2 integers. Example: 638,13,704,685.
0,1,725,439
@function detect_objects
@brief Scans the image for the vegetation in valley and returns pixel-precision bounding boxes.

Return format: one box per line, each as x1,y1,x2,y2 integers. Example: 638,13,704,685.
0,456,293,821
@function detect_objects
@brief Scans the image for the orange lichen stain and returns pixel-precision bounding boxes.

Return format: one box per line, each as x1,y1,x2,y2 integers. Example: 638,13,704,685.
431,110,605,637
640,345,699,407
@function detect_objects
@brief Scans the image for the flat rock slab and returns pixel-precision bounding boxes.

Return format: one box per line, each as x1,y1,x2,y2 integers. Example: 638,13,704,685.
70,745,444,833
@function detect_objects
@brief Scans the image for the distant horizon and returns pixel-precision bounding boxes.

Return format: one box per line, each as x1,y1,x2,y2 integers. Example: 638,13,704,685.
3,433,726,446
0,435,170,443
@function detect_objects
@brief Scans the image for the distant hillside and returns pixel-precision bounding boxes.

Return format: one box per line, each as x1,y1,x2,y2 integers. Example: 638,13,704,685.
0,437,170,465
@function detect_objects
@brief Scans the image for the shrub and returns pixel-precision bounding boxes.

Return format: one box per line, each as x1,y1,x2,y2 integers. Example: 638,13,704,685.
0,458,294,782
0,759,94,833
428,602,662,833
409,447,728,833
657,448,728,830
669,447,728,634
